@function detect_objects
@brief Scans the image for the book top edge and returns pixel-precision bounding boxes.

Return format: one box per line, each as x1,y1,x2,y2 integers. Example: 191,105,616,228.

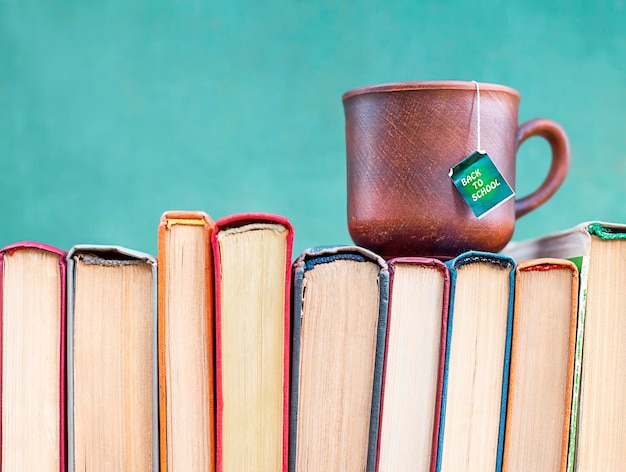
448,250,515,271
67,245,156,266
502,221,626,261
214,212,293,234
159,210,214,228
517,257,579,273
0,241,66,257
294,245,388,272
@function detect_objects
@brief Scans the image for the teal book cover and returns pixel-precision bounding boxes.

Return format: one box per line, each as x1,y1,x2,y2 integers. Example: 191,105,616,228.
436,251,515,472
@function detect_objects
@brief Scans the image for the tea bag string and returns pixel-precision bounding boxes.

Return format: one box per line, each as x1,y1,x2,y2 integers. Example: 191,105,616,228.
472,80,485,153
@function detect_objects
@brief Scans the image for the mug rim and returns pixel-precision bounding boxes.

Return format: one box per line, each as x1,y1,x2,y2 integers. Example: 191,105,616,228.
342,80,520,101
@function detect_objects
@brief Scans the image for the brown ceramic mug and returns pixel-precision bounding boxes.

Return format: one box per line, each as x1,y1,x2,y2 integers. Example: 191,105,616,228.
343,81,570,259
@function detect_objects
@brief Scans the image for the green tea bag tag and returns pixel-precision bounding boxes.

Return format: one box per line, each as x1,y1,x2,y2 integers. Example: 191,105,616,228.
449,81,515,219
449,151,514,218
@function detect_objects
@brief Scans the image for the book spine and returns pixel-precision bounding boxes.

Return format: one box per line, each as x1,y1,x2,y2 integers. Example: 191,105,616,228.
157,211,215,472
380,258,450,472
436,251,515,472
0,243,67,472
369,261,389,472
212,213,293,472
289,246,389,472
66,245,158,472
566,255,589,472
288,261,305,472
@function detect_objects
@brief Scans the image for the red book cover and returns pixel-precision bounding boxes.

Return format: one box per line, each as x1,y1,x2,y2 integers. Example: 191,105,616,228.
0,242,66,472
212,213,293,472
377,257,449,472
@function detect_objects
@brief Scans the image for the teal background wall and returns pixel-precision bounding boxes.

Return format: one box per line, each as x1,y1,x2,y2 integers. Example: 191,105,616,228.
1,0,624,257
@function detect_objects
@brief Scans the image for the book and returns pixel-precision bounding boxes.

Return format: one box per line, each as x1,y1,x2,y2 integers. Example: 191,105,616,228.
435,251,515,472
503,222,626,471
289,245,389,472
67,245,158,472
212,214,294,472
376,257,449,472
158,211,215,472
0,242,66,472
502,259,578,472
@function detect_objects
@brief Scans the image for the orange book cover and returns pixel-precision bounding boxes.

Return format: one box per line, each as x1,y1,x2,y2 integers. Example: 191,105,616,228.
158,211,215,472
502,258,578,472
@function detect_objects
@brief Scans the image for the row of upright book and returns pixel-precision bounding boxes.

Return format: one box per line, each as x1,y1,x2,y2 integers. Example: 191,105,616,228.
1,211,625,472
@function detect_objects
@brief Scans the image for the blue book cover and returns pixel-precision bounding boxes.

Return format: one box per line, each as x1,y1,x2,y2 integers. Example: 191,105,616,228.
289,245,389,472
435,251,515,472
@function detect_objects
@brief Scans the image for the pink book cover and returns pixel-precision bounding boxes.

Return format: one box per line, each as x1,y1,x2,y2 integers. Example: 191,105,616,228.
378,257,450,472
0,241,67,472
211,213,294,472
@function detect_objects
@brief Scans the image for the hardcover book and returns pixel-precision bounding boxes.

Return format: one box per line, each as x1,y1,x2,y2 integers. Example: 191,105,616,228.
502,259,578,472
158,211,215,472
376,257,449,472
503,221,626,471
212,214,294,472
0,242,66,472
67,245,158,472
436,251,515,472
289,245,389,472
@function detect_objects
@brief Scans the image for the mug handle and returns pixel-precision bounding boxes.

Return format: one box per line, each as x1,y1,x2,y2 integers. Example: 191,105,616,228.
515,118,570,219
